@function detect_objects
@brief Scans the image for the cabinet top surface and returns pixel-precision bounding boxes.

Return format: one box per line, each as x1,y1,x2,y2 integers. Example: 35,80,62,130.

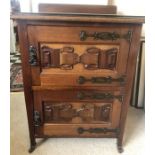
11,12,145,24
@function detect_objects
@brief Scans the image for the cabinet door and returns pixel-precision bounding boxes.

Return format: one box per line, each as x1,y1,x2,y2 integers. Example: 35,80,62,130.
33,90,122,137
27,25,132,86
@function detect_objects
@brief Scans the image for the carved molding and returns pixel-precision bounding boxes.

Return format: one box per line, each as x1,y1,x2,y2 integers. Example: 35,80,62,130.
41,46,118,70
60,47,79,69
44,103,112,123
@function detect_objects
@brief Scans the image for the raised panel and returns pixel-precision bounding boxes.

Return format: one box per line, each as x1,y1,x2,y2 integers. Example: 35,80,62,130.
40,45,118,70
43,102,112,124
39,44,127,86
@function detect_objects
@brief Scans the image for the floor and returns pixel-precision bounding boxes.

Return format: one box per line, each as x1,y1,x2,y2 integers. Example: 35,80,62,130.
10,92,145,155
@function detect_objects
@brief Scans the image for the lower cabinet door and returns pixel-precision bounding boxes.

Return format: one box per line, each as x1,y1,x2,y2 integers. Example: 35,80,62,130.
33,90,122,137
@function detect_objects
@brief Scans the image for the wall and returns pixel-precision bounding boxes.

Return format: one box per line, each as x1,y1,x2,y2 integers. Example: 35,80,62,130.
113,0,145,15
20,0,144,15
19,0,145,35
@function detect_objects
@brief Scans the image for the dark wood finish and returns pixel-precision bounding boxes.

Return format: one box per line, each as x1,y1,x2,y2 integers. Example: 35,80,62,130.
26,26,130,86
11,13,144,24
38,4,117,14
17,21,36,153
117,25,142,152
12,11,144,153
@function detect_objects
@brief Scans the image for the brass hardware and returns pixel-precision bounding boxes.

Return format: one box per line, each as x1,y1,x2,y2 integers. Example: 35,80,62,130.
29,45,37,66
77,92,123,102
34,111,41,126
77,127,119,134
80,30,132,42
77,76,125,85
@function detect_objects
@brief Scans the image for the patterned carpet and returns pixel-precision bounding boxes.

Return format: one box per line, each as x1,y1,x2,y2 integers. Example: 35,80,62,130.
10,52,22,66
10,52,23,92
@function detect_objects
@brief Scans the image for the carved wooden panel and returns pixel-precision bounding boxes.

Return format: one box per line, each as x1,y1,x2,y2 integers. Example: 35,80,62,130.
40,45,118,70
99,48,117,69
43,102,112,123
80,47,100,69
60,47,79,69
41,46,60,67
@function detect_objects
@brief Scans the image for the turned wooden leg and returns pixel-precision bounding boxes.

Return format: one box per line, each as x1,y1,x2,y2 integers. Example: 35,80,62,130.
117,138,124,153
28,139,36,153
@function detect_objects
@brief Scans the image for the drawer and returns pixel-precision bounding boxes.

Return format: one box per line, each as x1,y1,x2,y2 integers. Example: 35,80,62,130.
43,124,118,137
28,25,131,86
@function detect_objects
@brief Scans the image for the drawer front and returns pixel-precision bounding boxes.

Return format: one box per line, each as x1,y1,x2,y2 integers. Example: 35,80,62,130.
33,90,122,136
27,25,131,86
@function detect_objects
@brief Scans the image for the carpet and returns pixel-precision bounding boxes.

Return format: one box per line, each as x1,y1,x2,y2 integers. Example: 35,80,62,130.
10,92,145,155
10,64,23,92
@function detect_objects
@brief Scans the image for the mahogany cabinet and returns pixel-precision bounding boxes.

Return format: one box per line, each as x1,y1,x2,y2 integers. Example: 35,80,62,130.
12,13,144,153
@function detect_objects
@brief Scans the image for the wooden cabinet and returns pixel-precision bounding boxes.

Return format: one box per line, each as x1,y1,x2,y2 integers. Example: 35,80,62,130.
12,12,144,153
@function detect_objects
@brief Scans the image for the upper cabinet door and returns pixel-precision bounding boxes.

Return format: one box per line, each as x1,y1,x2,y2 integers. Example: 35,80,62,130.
27,24,132,86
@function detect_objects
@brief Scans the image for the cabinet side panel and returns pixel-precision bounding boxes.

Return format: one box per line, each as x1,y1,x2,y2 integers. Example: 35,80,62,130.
118,24,142,145
17,21,36,146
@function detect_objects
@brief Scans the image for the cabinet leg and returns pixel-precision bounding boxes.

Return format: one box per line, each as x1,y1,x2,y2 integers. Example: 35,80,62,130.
117,138,124,153
28,139,36,153
29,145,36,153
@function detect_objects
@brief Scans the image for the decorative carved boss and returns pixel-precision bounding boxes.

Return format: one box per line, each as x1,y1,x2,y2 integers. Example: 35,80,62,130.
44,103,111,123
41,46,118,70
